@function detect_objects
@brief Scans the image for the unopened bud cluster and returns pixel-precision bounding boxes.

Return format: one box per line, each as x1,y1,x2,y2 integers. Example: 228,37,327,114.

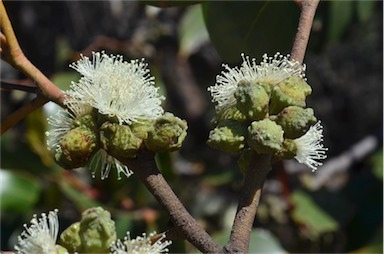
208,54,327,171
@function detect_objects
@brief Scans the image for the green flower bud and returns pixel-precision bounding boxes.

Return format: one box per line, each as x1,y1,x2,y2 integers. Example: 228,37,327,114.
55,245,69,254
238,148,256,174
74,112,98,130
55,126,99,169
248,119,284,154
234,80,269,120
78,207,116,253
130,121,150,140
275,106,317,139
100,122,143,159
269,76,312,114
59,222,81,253
207,120,247,153
145,113,188,152
213,106,248,126
272,139,297,163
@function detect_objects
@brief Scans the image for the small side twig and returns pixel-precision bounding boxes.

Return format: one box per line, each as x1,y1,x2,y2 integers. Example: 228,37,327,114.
290,0,320,63
0,1,66,106
1,80,38,93
0,96,48,135
224,154,272,253
122,151,222,254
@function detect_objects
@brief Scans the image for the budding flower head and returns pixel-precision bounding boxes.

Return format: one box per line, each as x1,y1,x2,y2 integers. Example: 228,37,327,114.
67,51,164,125
208,53,305,113
14,209,65,254
293,121,328,172
111,231,171,254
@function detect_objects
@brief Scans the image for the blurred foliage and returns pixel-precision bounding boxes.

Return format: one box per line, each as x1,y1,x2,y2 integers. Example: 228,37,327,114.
1,0,382,253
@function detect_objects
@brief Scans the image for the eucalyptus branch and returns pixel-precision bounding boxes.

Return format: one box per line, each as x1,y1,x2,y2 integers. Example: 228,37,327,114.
224,154,272,253
121,151,222,254
0,1,66,106
1,80,38,93
0,95,48,135
290,0,320,63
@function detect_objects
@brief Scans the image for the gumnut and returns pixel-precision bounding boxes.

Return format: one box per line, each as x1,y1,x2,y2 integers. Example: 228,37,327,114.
234,80,269,120
74,112,98,130
100,122,143,159
59,222,81,253
130,121,150,140
272,139,297,163
248,119,284,154
145,112,188,152
78,207,117,253
269,76,312,114
207,120,247,153
55,126,99,169
275,106,317,139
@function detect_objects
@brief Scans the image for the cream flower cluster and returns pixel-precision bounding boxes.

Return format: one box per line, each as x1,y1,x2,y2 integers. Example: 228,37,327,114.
14,210,60,254
46,51,165,179
208,53,305,113
208,53,327,171
111,231,171,254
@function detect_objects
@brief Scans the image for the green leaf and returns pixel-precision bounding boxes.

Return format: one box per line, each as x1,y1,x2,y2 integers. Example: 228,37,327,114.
370,148,383,180
59,181,100,211
50,71,80,91
212,228,285,253
178,5,210,58
202,1,299,63
290,190,338,238
25,108,52,166
356,1,376,23
327,0,354,42
0,169,41,212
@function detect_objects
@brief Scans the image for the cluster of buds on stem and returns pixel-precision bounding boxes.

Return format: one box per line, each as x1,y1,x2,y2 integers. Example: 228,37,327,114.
46,52,188,179
208,53,328,172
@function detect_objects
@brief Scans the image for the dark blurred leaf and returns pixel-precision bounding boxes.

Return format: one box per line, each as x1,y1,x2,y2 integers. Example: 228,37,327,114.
351,227,383,253
202,1,299,63
327,1,354,42
114,214,134,239
0,169,41,212
155,152,176,181
25,108,52,166
139,0,201,8
212,228,285,253
356,0,377,23
178,5,209,58
290,190,338,238
59,181,100,211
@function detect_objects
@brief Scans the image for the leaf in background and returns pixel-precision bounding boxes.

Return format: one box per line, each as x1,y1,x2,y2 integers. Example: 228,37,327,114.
0,169,41,212
50,71,80,91
327,1,354,42
59,181,100,211
356,1,377,23
178,5,210,58
202,1,299,63
25,108,52,166
212,228,285,253
290,190,338,238
155,152,176,181
370,148,383,180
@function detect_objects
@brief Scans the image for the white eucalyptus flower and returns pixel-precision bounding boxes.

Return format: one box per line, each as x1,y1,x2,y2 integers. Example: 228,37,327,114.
89,149,133,180
110,232,171,254
67,51,165,125
14,210,60,254
46,99,92,150
208,53,305,113
293,121,328,172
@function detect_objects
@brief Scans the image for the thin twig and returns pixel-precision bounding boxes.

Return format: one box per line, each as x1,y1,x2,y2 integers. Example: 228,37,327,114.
1,80,38,93
290,0,320,63
121,151,222,254
224,154,272,253
0,96,48,135
0,1,66,106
